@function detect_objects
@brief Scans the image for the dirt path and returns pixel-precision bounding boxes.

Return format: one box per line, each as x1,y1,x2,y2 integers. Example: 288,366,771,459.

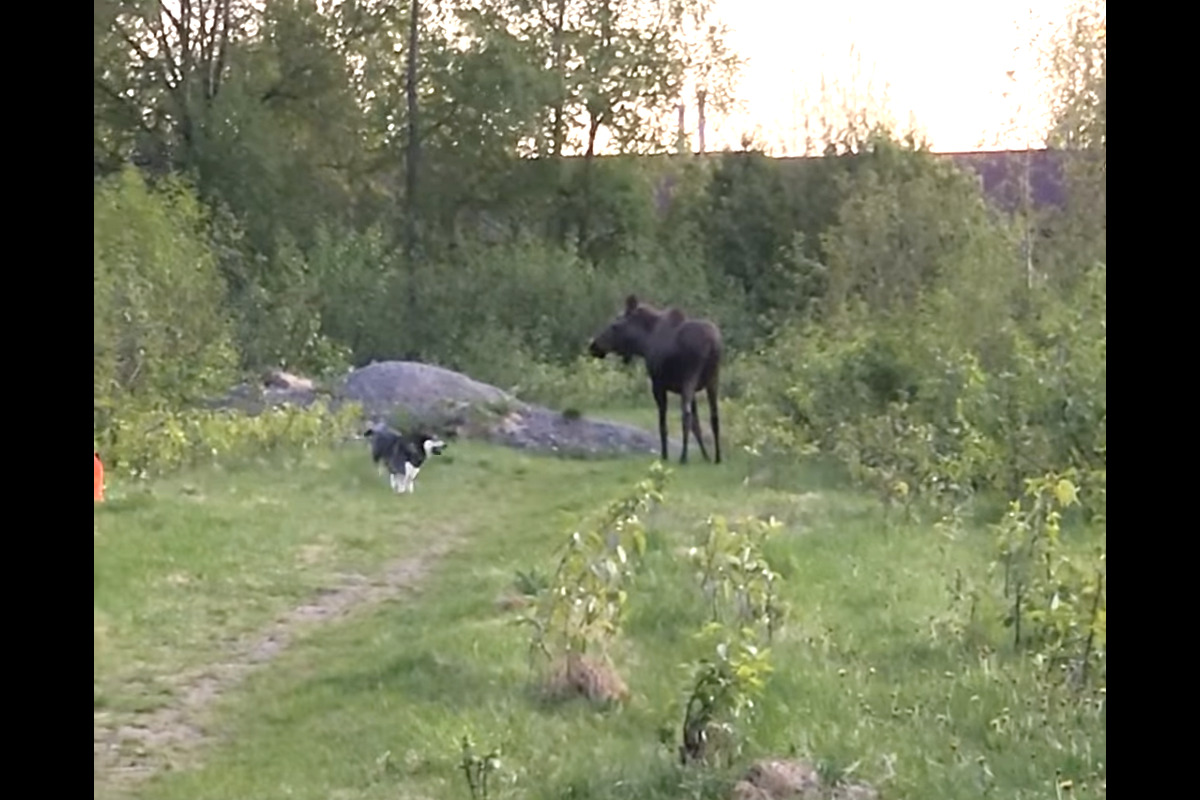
93,537,458,797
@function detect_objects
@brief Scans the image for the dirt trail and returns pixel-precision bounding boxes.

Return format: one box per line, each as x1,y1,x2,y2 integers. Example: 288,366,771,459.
93,537,458,796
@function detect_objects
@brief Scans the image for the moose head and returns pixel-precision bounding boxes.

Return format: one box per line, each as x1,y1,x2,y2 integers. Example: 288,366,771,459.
588,294,654,365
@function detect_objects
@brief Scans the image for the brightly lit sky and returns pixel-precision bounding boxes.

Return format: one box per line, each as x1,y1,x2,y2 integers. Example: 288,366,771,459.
696,0,1073,154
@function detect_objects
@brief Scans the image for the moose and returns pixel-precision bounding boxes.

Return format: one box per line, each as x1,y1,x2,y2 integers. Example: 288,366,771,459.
589,295,722,465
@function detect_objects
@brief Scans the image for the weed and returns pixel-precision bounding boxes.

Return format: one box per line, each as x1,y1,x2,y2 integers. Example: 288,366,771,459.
459,733,503,800
519,462,669,693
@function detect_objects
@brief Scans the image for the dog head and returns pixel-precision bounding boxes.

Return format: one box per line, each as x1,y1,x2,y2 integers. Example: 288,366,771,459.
416,433,446,457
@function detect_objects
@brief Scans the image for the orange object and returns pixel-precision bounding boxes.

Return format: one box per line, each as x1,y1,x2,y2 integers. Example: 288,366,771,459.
94,452,105,502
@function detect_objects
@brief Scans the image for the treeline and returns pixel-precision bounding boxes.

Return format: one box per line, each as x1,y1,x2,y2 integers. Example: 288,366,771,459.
93,140,1103,407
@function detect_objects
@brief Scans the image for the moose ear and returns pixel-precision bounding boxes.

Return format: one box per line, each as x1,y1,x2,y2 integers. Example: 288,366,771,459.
624,294,638,313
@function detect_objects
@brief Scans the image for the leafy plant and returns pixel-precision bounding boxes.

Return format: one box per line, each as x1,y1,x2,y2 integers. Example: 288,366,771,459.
990,472,1106,685
96,401,363,480
458,733,502,800
513,567,550,598
93,168,241,431
689,514,787,641
677,623,773,766
520,462,669,675
675,514,786,767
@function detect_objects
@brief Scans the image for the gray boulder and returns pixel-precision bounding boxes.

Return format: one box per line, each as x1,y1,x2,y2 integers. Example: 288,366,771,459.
211,359,672,458
337,361,517,420
338,360,666,457
485,405,662,458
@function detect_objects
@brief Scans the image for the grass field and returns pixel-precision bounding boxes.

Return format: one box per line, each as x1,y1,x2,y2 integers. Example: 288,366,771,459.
94,432,1105,800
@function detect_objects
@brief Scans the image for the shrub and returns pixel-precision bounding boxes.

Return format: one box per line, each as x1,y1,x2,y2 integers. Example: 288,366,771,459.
990,472,1106,684
676,515,785,767
94,168,240,432
733,262,1105,520
519,462,669,701
96,401,362,480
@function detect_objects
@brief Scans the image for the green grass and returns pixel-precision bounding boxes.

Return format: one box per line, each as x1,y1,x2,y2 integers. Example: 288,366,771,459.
95,438,1105,800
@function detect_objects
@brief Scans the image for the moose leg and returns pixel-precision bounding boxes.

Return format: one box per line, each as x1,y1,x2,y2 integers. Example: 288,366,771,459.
689,397,711,462
679,387,696,464
653,382,669,462
706,381,722,464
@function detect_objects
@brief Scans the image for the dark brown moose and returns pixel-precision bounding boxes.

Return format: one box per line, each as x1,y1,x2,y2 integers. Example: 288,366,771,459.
589,295,722,465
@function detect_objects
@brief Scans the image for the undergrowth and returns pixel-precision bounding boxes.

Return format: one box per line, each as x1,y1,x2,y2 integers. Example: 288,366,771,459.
95,400,362,480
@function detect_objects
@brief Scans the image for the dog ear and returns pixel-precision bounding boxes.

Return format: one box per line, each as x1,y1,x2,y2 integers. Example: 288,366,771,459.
624,294,639,313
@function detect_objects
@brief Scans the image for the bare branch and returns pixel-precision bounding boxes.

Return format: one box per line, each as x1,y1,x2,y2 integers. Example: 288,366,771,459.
198,0,216,68
178,0,194,80
211,0,233,101
112,18,179,91
158,0,184,40
146,6,183,88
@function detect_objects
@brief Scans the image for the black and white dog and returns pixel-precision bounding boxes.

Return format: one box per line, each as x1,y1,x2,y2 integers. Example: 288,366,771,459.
362,423,447,494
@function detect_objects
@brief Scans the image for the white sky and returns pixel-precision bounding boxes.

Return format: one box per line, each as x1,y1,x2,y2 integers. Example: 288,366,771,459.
700,0,1073,153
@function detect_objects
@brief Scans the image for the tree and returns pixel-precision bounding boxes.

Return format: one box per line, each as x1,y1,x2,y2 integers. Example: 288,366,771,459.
671,0,745,154
1043,1,1105,279
93,0,256,173
820,135,1014,319
94,168,239,419
405,0,421,261
453,0,739,160
1042,2,1106,154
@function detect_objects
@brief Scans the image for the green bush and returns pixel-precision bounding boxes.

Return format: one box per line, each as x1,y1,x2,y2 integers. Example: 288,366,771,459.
820,135,1013,317
305,224,397,365
94,168,240,430
300,225,723,395
940,471,1107,688
503,354,647,411
733,261,1105,517
96,401,362,480
520,462,669,692
220,227,351,375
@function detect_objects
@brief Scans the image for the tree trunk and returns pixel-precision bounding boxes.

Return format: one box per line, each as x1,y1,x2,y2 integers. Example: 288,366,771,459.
1022,148,1033,288
580,111,602,253
404,0,420,270
697,89,707,154
551,0,567,158
676,103,686,152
